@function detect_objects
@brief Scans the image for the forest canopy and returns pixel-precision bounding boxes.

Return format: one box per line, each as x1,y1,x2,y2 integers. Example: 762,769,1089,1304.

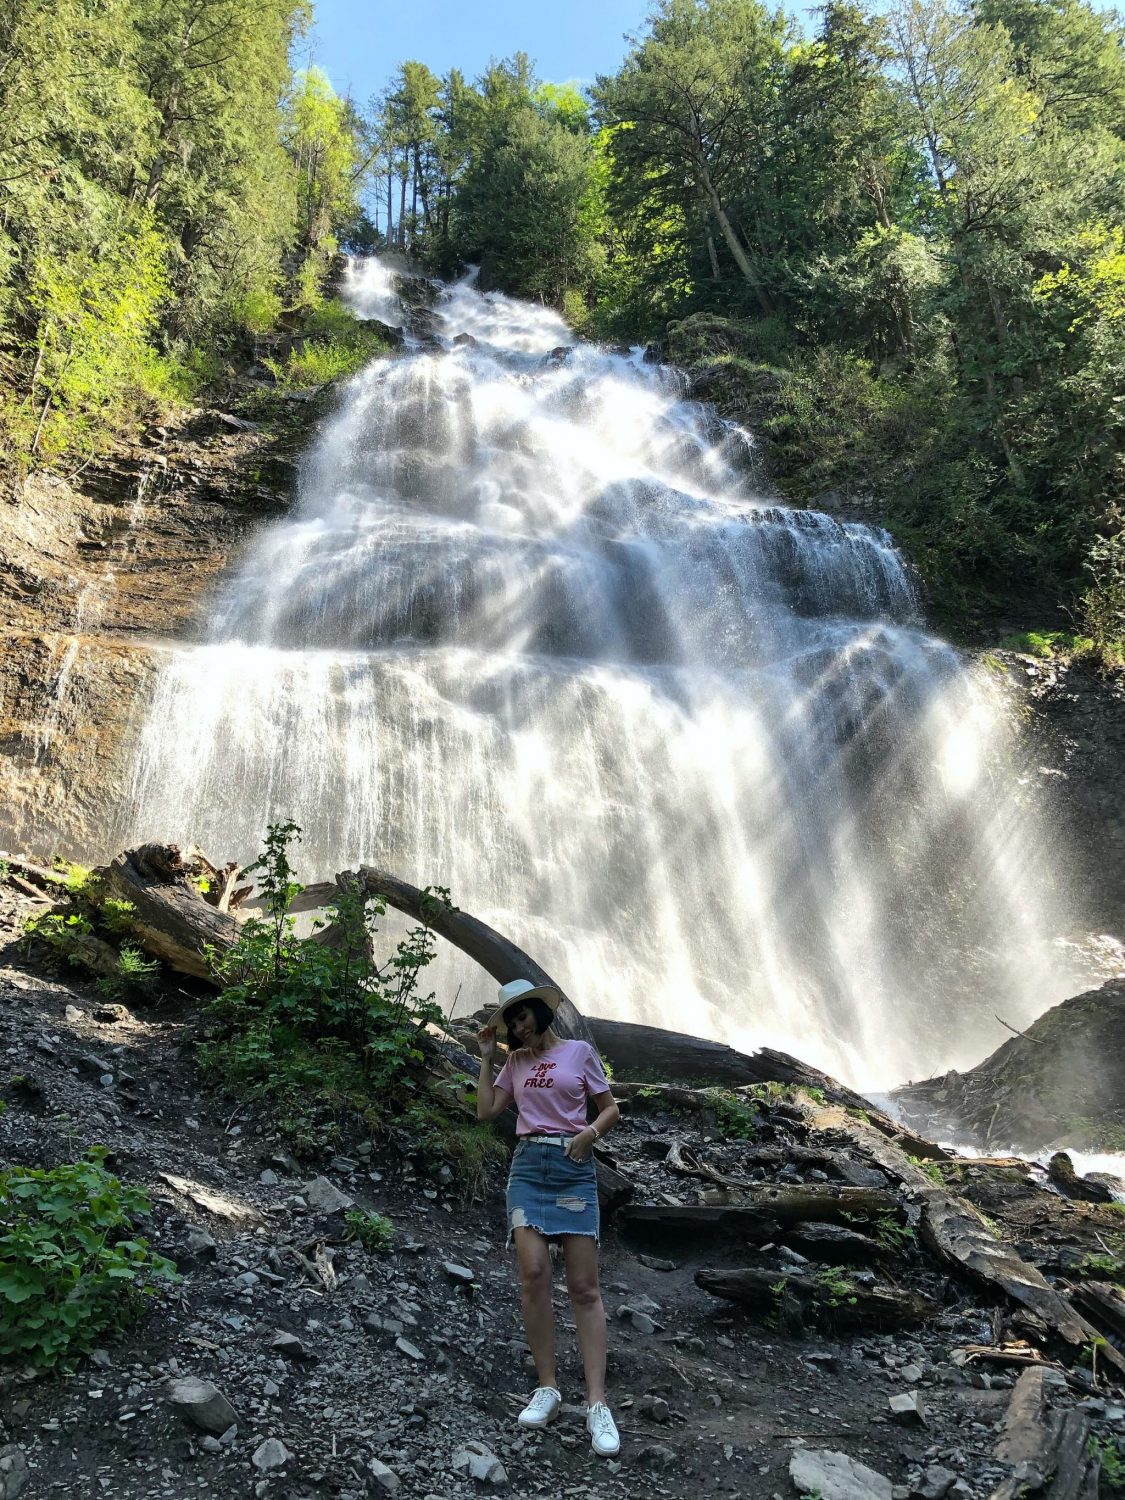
1,0,1122,639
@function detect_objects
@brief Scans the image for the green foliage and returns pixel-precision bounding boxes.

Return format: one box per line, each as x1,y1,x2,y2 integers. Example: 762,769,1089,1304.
704,1088,759,1139
872,1213,916,1256
201,823,472,1174
345,1210,395,1254
264,301,393,389
1091,1434,1125,1492
0,0,369,468
814,1265,859,1307
1077,1251,1124,1286
0,1148,178,1370
21,910,94,964
96,946,160,1004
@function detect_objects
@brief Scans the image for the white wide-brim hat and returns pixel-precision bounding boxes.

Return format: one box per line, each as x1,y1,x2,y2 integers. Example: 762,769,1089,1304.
484,977,562,1039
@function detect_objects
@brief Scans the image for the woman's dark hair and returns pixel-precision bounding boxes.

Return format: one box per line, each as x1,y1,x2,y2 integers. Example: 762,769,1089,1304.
503,996,555,1050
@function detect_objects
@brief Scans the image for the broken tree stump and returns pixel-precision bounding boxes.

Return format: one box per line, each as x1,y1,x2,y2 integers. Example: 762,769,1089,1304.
105,846,242,981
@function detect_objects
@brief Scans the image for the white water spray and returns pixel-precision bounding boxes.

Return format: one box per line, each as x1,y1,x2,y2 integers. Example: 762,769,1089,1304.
126,259,1078,1087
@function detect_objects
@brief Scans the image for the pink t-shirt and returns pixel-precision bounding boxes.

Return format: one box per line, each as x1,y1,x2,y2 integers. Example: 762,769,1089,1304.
494,1040,611,1136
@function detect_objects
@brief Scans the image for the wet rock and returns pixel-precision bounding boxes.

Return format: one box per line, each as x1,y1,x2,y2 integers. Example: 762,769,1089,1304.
252,1438,291,1472
301,1175,354,1213
789,1448,893,1500
182,1227,218,1264
271,1330,315,1362
442,1262,475,1285
912,1465,956,1500
890,1392,927,1425
639,1396,671,1424
0,1445,29,1500
451,1439,507,1485
366,1456,401,1492
165,1377,240,1435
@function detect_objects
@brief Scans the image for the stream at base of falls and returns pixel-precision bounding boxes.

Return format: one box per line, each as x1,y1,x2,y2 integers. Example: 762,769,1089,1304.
125,258,1085,1090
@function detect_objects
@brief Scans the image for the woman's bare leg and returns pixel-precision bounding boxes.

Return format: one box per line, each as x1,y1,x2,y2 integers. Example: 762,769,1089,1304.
514,1226,557,1389
562,1235,607,1405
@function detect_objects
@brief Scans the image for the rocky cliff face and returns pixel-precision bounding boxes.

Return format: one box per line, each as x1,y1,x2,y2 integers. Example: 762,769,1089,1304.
984,651,1125,937
0,399,319,860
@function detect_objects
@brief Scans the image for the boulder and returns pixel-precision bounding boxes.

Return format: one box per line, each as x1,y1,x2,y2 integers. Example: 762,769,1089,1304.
165,1377,240,1434
789,1448,893,1500
891,979,1125,1152
451,1440,507,1486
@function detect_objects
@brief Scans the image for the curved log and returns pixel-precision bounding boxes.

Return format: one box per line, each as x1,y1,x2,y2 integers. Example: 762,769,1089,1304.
353,866,592,1043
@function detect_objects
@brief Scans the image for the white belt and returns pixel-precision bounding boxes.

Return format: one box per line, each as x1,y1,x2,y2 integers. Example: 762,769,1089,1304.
521,1134,575,1146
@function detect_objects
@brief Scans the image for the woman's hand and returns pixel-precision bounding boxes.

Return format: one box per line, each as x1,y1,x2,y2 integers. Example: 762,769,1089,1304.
477,1025,497,1062
565,1127,597,1163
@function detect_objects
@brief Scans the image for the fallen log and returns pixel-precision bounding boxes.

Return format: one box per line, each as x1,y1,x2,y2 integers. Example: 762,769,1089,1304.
1068,1280,1125,1343
621,1203,779,1240
586,1019,875,1109
695,1265,938,1330
621,1183,901,1238
806,1100,1125,1378
989,1366,1098,1500
105,846,242,981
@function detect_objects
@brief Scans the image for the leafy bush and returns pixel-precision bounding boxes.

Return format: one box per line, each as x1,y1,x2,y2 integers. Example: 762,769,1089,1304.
200,822,462,1164
263,300,392,390
0,1149,178,1370
704,1087,759,1140
95,945,160,1003
345,1210,395,1254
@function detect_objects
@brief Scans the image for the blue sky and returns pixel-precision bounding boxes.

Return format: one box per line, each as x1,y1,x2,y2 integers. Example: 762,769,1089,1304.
303,0,673,105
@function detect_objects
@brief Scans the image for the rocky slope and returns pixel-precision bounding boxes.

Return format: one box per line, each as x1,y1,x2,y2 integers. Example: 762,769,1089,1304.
0,876,1122,1500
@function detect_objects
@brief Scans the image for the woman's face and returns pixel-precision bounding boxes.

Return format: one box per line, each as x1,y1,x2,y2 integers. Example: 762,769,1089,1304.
507,1004,539,1046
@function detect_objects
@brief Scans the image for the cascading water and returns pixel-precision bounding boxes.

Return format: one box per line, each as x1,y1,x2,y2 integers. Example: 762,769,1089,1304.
126,258,1077,1088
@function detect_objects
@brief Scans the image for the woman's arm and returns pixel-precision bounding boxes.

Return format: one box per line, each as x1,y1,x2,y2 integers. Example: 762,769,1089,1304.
565,1089,620,1161
475,1026,514,1122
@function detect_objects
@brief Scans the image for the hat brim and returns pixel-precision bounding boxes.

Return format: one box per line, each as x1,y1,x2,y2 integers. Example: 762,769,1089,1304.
484,985,562,1041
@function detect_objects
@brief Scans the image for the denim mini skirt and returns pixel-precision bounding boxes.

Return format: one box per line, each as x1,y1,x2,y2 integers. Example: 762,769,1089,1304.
506,1140,600,1247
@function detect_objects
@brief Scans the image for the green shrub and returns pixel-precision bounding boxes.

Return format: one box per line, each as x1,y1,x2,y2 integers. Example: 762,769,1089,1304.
201,822,468,1169
1092,1434,1125,1492
345,1210,395,1254
704,1087,759,1139
95,945,159,1003
0,1149,178,1370
263,299,392,390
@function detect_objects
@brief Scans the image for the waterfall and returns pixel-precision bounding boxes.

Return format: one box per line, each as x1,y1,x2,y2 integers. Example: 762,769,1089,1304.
126,258,1075,1088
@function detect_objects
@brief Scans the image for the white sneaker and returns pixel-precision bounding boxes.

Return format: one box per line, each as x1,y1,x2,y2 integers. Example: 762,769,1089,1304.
517,1386,562,1428
586,1401,620,1457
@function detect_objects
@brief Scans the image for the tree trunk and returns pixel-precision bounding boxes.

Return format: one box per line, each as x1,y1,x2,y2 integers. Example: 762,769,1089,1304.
697,161,774,317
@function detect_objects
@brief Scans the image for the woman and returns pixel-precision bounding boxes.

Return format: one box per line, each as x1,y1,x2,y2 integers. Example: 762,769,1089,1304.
476,977,622,1457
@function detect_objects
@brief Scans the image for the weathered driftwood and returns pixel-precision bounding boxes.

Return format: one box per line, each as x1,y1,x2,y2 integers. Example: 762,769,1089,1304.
621,1203,780,1240
806,1100,1125,1378
587,1019,875,1109
105,846,242,981
694,1266,938,1330
989,1367,1098,1500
